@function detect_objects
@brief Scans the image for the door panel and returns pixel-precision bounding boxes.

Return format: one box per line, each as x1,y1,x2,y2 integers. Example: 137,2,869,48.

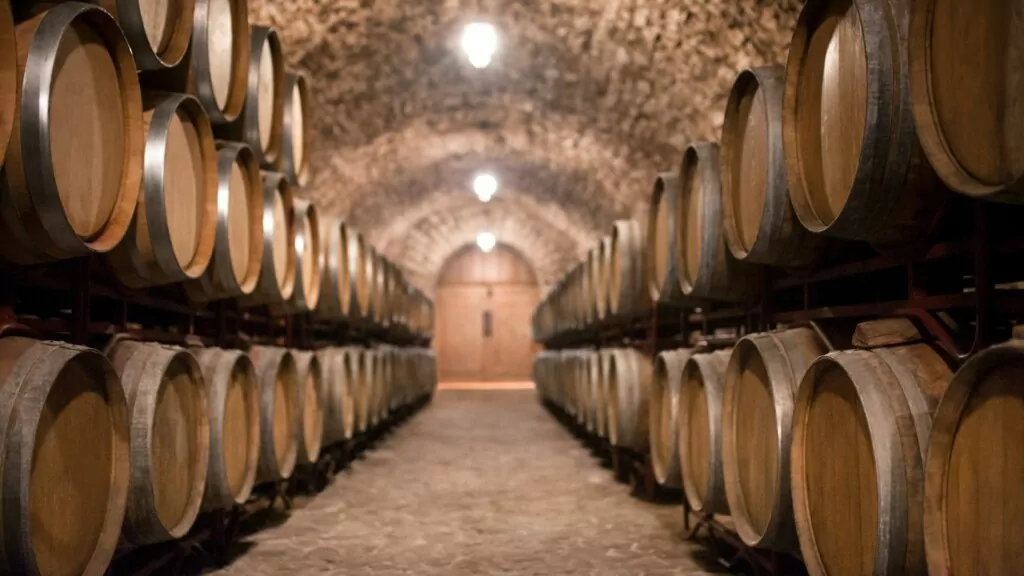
434,286,487,381
484,286,538,381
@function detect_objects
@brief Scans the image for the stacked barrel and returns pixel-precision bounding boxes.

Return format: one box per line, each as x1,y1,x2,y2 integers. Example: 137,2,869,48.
535,0,1024,573
0,1,438,574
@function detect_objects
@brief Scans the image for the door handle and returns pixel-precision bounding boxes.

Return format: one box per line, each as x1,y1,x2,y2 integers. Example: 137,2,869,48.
482,310,492,337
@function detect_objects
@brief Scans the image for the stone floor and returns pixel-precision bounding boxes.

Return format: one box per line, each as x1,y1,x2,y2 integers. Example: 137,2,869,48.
210,390,730,575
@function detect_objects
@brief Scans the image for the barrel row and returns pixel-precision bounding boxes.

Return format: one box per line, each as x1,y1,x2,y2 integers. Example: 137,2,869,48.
537,318,1024,576
0,335,436,576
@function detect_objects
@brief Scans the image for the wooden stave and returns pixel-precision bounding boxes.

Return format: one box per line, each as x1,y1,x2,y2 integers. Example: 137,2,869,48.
783,0,946,246
187,0,249,123
214,25,283,168
107,339,210,546
923,340,1024,575
108,92,218,288
679,349,732,515
721,66,824,268
645,172,689,304
791,345,952,576
239,172,296,306
94,0,194,71
290,350,324,464
909,0,1024,202
249,345,299,483
721,328,828,551
0,337,130,576
649,348,693,488
192,347,259,511
280,71,311,187
677,142,750,302
0,3,144,265
607,219,649,319
184,141,264,302
606,348,653,452
0,0,14,168
269,198,321,314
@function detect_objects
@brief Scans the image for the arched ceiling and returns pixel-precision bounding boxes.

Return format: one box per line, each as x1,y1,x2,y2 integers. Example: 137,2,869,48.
249,0,801,291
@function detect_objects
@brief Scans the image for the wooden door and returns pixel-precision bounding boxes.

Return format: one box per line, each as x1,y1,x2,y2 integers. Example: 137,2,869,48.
484,286,537,380
434,285,487,380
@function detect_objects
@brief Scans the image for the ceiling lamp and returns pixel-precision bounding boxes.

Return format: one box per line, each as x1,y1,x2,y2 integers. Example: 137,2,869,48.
476,232,497,253
473,172,498,202
461,22,498,69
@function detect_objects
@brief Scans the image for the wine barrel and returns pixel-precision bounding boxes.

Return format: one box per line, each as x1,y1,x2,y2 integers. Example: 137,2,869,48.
107,339,209,546
317,347,356,444
281,71,311,187
649,348,693,488
291,350,324,464
645,172,688,303
722,66,824,268
93,0,193,70
721,327,829,551
317,217,352,319
363,244,380,324
584,350,600,433
607,219,649,319
249,346,299,483
186,0,249,123
350,230,373,320
924,340,1024,574
0,3,143,265
791,343,953,576
191,347,259,511
0,337,129,576
679,349,732,515
109,92,217,288
184,141,264,301
0,0,14,168
215,25,283,169
594,237,613,321
606,348,653,452
270,198,321,314
784,0,945,246
910,1,1024,201
355,348,374,432
239,172,296,306
678,142,749,302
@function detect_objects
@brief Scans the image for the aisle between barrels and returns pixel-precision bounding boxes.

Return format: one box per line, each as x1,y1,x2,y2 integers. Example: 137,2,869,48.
210,390,732,575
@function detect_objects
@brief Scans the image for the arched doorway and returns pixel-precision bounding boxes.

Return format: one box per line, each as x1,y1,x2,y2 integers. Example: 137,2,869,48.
433,244,540,382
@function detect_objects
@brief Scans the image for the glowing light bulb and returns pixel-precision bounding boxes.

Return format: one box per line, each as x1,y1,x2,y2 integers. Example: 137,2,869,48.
461,22,499,69
477,232,497,253
473,172,498,202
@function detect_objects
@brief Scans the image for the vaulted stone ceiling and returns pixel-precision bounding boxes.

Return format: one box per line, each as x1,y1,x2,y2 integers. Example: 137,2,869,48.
249,0,801,291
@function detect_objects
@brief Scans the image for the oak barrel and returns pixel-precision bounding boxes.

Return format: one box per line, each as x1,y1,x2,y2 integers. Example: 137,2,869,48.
721,327,828,551
784,0,945,246
107,339,209,546
239,172,296,306
109,92,217,288
605,348,653,452
185,0,249,123
290,350,324,464
0,0,14,167
94,0,194,70
350,230,372,320
607,219,649,319
318,347,356,444
0,337,129,576
645,172,687,303
216,25,283,168
317,217,353,319
270,198,321,314
280,71,311,187
792,343,952,576
679,349,732,515
184,141,264,301
649,348,693,488
249,346,299,483
924,340,1024,575
677,142,749,302
0,3,143,265
595,237,613,320
722,66,824,268
910,0,1024,201
192,347,259,511
355,348,374,432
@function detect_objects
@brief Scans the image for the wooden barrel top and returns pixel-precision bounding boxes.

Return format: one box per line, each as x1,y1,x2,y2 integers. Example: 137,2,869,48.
222,360,253,498
150,358,203,531
654,185,671,287
682,364,711,505
227,156,252,284
257,39,276,151
803,363,878,575
50,17,126,240
29,357,117,576
271,361,294,467
271,185,290,291
728,78,769,252
731,348,778,536
139,0,174,55
164,107,206,268
207,0,236,110
681,155,704,286
291,79,306,172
